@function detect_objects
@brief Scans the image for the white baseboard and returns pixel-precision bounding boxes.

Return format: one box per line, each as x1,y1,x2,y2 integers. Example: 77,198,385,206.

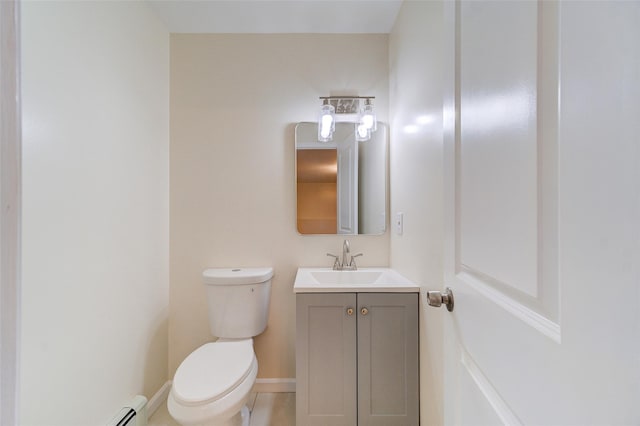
147,380,172,418
252,378,296,393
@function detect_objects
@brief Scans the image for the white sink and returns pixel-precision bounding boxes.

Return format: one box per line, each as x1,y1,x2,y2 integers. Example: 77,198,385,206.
294,268,419,293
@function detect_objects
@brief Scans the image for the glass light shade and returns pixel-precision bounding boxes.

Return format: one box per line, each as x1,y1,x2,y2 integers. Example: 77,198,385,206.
356,123,371,141
318,103,335,142
360,101,377,132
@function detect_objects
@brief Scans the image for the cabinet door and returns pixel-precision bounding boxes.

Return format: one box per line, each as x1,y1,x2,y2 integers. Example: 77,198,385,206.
357,293,419,426
296,293,357,426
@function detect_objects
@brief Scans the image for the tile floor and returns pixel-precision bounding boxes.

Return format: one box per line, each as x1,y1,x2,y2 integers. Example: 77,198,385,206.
148,392,295,426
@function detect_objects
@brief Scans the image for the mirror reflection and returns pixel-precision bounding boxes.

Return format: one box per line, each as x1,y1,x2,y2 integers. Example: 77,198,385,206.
295,122,387,235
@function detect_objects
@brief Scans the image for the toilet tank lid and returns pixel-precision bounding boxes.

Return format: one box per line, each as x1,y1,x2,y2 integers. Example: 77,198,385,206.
202,267,274,285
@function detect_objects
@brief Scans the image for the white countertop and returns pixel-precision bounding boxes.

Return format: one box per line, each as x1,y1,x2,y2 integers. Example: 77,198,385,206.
293,267,419,293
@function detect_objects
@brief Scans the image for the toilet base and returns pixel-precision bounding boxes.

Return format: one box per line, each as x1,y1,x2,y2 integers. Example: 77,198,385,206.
207,404,250,426
233,405,250,426
172,404,250,426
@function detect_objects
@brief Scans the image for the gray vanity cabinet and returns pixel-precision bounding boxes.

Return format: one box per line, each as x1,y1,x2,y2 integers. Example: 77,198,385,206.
296,292,419,426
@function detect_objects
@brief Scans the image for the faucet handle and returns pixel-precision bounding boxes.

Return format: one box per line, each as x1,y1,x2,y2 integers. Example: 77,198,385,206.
327,253,340,270
349,253,363,270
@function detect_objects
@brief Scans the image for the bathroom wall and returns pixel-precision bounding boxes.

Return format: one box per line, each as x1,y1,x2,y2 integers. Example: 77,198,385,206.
389,2,445,425
170,34,389,379
358,127,387,235
21,2,169,425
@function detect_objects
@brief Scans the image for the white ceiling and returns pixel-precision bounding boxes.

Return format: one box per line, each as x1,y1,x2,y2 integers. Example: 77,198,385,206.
146,0,403,33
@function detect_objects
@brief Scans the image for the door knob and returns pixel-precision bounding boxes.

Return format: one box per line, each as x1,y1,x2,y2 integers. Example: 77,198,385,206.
426,288,454,312
360,307,369,316
346,307,354,316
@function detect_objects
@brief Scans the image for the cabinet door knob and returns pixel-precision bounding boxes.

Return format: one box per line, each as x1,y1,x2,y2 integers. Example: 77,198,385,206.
360,307,369,316
346,307,354,316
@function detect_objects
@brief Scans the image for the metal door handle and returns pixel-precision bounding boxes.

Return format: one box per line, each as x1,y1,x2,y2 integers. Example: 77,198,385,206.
360,307,369,316
427,288,454,312
346,307,354,316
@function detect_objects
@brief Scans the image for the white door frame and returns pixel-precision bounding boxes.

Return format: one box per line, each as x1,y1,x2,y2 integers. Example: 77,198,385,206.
337,130,358,234
0,1,21,425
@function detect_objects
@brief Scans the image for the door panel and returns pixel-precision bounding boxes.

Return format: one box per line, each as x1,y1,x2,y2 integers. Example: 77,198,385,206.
457,0,559,328
459,0,539,298
444,1,640,425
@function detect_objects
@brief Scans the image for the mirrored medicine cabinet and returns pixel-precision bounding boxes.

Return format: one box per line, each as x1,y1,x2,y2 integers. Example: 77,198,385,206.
295,122,387,235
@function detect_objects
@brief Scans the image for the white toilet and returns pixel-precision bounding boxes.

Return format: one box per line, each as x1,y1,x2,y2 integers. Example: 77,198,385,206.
168,267,273,426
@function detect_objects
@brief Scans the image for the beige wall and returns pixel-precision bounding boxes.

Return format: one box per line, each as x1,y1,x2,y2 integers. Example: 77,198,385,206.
389,2,445,425
170,34,389,378
21,2,169,424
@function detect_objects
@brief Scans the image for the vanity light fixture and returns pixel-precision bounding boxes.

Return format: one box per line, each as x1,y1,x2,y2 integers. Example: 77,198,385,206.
318,96,376,142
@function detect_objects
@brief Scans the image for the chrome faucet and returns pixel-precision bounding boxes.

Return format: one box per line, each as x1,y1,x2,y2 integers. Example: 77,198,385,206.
342,239,350,269
327,239,363,270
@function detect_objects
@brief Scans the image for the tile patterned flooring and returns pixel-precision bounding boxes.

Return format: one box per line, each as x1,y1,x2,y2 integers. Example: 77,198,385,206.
148,392,295,426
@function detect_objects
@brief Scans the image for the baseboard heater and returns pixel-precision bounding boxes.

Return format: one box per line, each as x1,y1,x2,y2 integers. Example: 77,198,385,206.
107,395,148,426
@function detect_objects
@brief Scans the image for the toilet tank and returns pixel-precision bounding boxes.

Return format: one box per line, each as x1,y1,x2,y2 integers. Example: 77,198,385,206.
202,267,273,338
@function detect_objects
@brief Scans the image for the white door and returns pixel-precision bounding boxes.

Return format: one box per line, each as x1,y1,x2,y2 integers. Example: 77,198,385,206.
337,129,358,234
0,2,21,425
442,1,640,425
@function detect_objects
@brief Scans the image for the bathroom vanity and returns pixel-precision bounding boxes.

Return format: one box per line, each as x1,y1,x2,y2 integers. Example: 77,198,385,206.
294,268,419,426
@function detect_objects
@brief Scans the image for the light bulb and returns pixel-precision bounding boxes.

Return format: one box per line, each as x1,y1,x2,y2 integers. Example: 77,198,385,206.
356,123,370,141
360,99,377,132
318,101,335,142
320,114,333,138
362,114,375,129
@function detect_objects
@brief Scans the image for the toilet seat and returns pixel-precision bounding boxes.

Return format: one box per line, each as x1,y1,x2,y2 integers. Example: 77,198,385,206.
172,339,255,407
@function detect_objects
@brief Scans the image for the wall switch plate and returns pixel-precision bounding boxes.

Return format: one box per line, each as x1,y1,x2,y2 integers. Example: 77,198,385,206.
395,212,404,235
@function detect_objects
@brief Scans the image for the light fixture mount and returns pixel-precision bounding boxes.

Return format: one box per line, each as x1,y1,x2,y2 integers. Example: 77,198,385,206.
319,96,375,115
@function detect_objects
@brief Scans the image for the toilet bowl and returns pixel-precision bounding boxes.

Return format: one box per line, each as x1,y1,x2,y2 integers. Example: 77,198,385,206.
168,339,257,426
168,267,273,426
